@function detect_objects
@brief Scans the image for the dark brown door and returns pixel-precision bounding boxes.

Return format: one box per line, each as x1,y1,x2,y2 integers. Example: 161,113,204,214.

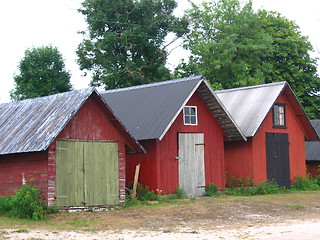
266,133,290,188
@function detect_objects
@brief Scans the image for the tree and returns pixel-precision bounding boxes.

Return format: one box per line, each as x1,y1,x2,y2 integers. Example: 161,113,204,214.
11,46,72,101
175,0,320,118
77,0,188,89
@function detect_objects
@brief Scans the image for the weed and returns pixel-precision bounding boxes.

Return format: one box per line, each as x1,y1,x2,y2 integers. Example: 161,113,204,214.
10,181,46,220
14,229,29,233
0,180,47,220
205,183,219,196
286,204,304,210
291,175,320,191
224,179,281,196
176,187,186,199
66,218,89,227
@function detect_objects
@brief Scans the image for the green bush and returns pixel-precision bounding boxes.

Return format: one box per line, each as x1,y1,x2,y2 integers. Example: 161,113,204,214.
291,175,320,191
0,195,13,214
251,180,280,195
10,182,46,220
135,183,161,202
225,179,281,196
176,187,186,199
205,183,219,196
0,181,47,220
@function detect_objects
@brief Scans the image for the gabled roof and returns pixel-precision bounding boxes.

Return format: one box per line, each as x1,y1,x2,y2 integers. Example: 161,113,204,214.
100,76,245,141
215,81,318,140
306,120,320,161
0,88,143,155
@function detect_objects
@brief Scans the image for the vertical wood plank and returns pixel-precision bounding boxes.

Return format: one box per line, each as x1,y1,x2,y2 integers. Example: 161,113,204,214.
178,133,205,197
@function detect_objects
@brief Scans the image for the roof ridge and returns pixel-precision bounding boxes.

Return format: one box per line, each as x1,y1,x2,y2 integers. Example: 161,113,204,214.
101,75,204,94
215,81,287,93
0,87,95,106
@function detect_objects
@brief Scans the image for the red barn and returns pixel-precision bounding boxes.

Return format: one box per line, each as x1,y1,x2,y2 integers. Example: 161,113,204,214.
216,82,318,188
0,88,142,207
306,120,320,177
101,76,245,196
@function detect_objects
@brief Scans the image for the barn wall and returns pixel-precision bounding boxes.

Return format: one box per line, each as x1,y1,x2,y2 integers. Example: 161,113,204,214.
126,140,158,190
224,139,253,185
0,151,48,200
307,161,320,178
252,94,307,184
157,92,225,193
50,96,129,204
126,92,225,194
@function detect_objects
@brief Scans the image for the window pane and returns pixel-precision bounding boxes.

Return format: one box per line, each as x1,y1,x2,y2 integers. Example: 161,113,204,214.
185,116,190,124
191,116,196,124
190,107,196,115
184,107,190,115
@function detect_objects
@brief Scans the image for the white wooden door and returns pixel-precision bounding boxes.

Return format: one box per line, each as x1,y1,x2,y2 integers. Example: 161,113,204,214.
178,133,205,197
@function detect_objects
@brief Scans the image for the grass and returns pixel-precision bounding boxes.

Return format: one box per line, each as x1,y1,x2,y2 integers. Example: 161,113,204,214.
286,204,305,210
0,191,319,232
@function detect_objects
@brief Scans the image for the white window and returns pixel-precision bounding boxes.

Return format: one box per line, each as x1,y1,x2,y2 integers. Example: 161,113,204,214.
184,106,197,125
273,103,286,128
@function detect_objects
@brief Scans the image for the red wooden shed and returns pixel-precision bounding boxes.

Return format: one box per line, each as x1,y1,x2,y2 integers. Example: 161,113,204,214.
101,76,245,196
0,88,142,207
306,120,320,177
216,82,318,188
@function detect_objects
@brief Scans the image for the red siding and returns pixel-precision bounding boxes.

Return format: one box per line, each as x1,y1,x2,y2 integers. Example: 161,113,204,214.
225,93,308,185
0,151,48,199
127,92,226,194
307,162,320,178
224,139,253,185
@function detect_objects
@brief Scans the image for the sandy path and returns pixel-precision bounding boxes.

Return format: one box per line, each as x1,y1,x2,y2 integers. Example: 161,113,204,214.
2,219,320,240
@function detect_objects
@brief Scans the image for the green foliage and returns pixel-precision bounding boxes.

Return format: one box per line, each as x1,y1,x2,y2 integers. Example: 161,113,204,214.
225,178,281,196
11,46,72,101
286,204,304,210
176,187,186,199
77,0,188,89
176,0,320,118
10,182,46,220
204,183,219,196
291,175,320,191
136,183,162,202
0,182,47,220
0,196,13,214
251,180,281,195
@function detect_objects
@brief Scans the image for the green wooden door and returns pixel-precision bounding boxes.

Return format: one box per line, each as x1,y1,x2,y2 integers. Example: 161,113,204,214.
56,140,119,207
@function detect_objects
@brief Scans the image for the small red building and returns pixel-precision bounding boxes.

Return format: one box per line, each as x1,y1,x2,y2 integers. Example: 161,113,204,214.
306,120,320,177
0,88,142,207
216,82,318,188
101,76,245,196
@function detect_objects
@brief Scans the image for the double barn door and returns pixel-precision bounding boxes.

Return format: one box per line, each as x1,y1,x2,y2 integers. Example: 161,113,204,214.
55,140,119,207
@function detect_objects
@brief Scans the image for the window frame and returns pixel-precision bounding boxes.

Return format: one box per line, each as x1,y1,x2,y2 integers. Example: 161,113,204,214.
183,106,198,126
272,103,287,129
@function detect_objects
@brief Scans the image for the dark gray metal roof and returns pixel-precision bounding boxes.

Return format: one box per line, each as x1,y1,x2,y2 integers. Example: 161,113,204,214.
215,82,287,137
0,88,96,155
306,120,320,161
100,76,245,141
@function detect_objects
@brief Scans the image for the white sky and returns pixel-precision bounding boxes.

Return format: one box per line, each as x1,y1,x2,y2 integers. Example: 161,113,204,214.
1,0,320,103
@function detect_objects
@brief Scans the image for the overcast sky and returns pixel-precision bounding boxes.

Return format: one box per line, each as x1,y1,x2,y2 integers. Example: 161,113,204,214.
1,0,320,103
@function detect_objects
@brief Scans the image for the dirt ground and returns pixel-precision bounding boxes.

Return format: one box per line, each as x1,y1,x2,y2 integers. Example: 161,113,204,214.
1,191,320,239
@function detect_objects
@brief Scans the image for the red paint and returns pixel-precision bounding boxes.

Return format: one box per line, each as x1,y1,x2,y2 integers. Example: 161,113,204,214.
307,162,319,178
127,92,226,193
225,93,309,185
0,93,136,206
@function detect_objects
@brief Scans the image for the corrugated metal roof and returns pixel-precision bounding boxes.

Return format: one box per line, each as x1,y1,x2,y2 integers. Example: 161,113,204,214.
306,120,320,161
0,88,95,155
215,82,287,137
100,76,245,141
